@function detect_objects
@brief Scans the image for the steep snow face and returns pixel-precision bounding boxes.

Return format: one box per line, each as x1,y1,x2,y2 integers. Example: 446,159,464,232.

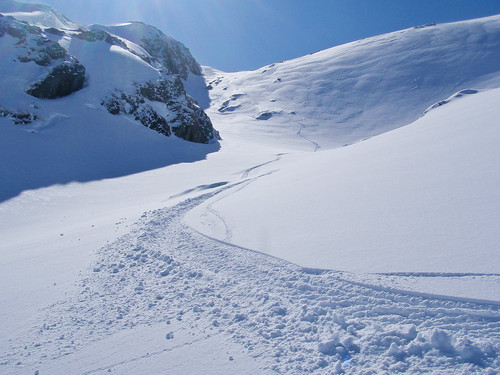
0,1,219,201
205,15,500,150
186,86,500,274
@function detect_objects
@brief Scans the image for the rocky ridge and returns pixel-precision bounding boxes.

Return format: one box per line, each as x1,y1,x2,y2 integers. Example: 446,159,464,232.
0,4,218,144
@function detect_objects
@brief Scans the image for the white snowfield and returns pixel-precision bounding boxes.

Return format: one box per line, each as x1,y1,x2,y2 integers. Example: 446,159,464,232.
1,2,500,374
187,87,500,275
203,15,500,150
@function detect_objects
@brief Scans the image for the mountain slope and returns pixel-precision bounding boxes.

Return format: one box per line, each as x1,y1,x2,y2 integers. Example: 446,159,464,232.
1,6,500,374
0,0,219,202
205,15,500,150
187,86,500,275
0,0,78,29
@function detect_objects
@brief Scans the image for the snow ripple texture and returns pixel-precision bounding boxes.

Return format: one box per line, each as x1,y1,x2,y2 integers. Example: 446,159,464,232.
2,190,499,374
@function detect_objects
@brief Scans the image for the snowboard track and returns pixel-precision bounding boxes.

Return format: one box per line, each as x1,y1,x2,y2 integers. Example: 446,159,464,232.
2,188,499,374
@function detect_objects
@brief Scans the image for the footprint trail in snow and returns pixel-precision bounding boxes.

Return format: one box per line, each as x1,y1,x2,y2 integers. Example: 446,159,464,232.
2,189,499,374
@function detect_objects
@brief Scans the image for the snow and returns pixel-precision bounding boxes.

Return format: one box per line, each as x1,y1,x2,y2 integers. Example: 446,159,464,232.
0,2,78,30
187,86,500,276
202,15,500,151
1,3,500,374
0,9,218,202
3,191,500,373
67,38,161,95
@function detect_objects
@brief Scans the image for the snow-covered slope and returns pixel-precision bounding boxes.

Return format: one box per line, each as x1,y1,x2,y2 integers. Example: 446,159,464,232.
205,15,500,150
187,86,500,275
0,0,219,202
1,4,500,374
0,0,78,29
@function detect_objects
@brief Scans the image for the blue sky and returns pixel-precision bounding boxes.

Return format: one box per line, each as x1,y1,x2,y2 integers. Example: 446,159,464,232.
20,0,500,71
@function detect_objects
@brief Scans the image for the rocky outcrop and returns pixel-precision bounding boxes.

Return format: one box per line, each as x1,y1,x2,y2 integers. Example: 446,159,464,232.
102,91,172,137
26,61,86,99
0,105,39,124
1,9,218,144
102,78,219,143
0,14,39,39
171,104,217,143
133,24,201,79
87,23,201,79
218,94,243,113
0,14,86,98
74,28,127,49
0,15,67,66
17,36,67,66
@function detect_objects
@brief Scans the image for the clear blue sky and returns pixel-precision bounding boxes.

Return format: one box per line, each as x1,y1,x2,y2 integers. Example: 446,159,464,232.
21,0,500,71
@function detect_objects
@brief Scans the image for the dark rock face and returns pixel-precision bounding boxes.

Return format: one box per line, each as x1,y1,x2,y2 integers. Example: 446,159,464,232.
44,27,65,36
102,91,172,137
74,29,127,49
0,105,39,124
256,111,274,120
135,105,171,137
27,62,86,99
102,78,220,144
138,78,185,104
171,104,216,143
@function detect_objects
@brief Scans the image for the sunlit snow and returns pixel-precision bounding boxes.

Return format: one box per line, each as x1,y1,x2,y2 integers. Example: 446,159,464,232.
1,1,499,374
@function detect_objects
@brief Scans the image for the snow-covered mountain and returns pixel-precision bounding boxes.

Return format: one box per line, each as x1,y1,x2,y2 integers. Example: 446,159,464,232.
1,2,500,374
205,15,500,150
0,0,219,201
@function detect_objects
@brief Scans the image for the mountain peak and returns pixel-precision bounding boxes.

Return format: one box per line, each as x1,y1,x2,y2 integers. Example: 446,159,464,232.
0,0,219,200
0,0,78,29
94,22,201,79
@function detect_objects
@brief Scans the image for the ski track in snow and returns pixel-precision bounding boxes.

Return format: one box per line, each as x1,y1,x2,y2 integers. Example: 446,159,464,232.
205,162,282,243
240,154,283,179
1,188,499,374
297,123,321,152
